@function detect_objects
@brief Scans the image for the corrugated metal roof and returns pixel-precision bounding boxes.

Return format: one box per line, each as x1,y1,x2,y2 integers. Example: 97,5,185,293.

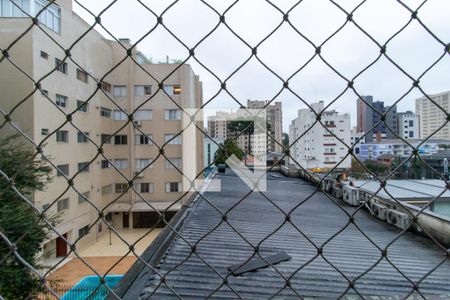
355,179,450,200
129,173,450,299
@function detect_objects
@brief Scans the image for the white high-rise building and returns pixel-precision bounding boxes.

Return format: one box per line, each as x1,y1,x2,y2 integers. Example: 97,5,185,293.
289,101,351,170
416,91,450,139
398,111,420,139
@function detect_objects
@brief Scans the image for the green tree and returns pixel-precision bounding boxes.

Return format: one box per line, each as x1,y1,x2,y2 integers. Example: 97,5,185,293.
227,117,271,155
0,136,54,299
364,160,388,176
282,133,289,152
214,139,244,165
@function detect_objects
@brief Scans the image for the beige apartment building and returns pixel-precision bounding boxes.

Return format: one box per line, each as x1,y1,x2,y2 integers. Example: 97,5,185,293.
0,0,203,259
416,91,450,140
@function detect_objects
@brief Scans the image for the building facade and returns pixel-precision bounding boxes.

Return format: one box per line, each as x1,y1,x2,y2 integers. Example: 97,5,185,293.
416,91,450,139
350,127,366,156
0,0,203,259
398,111,420,139
289,101,351,170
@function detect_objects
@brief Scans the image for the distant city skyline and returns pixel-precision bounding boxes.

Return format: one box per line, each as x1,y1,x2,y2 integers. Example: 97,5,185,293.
73,0,450,131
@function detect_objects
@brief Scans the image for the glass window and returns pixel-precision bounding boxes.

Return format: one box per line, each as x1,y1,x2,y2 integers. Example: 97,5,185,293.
78,225,89,238
101,81,112,93
40,50,48,59
100,107,111,118
78,191,89,204
57,198,69,212
165,182,182,193
77,131,89,143
114,135,127,145
56,164,69,177
164,134,181,145
113,110,127,121
41,128,49,135
55,58,67,74
100,160,110,169
77,100,88,112
115,183,128,193
134,85,152,96
55,94,67,108
77,162,90,173
76,68,89,83
35,0,60,33
136,158,153,170
101,134,111,144
134,109,152,121
113,85,127,97
112,159,128,169
135,134,152,145
56,130,68,142
135,182,153,193
164,109,181,120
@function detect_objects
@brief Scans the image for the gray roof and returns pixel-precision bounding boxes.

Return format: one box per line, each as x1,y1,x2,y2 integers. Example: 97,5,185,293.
120,173,450,299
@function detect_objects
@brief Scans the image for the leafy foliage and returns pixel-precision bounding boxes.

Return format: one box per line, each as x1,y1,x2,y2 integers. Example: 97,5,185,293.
213,139,244,165
0,135,54,299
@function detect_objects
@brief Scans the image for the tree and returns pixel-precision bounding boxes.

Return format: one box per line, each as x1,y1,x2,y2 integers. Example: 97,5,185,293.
364,160,388,176
0,135,54,299
213,139,244,165
227,117,271,156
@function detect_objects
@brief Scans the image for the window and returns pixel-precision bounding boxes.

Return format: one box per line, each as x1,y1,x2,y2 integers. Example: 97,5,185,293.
113,85,127,97
78,225,89,238
41,89,48,96
165,182,182,193
55,58,67,74
165,158,182,169
135,183,153,193
98,81,111,93
112,159,128,169
165,109,181,120
56,164,69,177
35,0,61,33
134,109,152,121
76,68,88,83
113,110,128,121
164,134,181,145
78,191,90,204
409,120,414,127
114,135,127,145
78,162,90,173
409,131,414,138
134,85,152,96
135,134,152,145
136,158,153,170
77,100,88,112
55,94,67,108
41,128,49,135
77,131,89,143
100,107,111,118
57,198,69,212
40,50,48,59
101,134,111,144
0,0,30,17
56,130,68,142
163,85,181,95
115,183,128,193
101,184,112,195
101,160,110,169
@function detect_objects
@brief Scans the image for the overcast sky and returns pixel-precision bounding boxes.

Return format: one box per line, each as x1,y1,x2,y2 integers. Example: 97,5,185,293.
74,0,450,132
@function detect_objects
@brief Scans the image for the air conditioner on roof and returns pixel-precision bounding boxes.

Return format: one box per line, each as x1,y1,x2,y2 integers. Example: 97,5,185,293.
387,208,412,230
370,201,388,221
343,186,359,206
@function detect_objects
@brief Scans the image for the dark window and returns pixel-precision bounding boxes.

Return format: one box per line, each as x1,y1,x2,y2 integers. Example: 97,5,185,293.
135,134,152,145
57,198,69,212
409,120,414,127
77,100,88,112
115,183,128,193
114,135,127,145
56,94,68,108
78,162,90,173
78,192,89,204
55,58,67,74
56,164,69,177
101,160,110,169
101,81,112,93
409,131,414,138
76,68,89,83
78,225,89,238
56,130,69,142
100,107,111,118
101,134,111,144
40,51,48,59
41,128,49,135
77,131,89,143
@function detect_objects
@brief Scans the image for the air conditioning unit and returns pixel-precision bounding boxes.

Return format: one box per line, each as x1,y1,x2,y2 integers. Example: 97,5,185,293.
343,186,359,206
134,170,144,178
370,201,388,221
332,184,343,199
323,179,333,193
133,120,142,127
386,208,412,230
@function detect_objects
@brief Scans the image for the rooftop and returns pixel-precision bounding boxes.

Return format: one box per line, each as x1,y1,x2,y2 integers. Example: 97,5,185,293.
116,172,450,299
364,139,450,145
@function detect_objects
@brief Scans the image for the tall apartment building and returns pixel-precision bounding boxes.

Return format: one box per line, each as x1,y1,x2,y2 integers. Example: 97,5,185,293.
416,91,450,139
289,101,351,170
357,95,398,142
0,0,203,259
246,100,283,153
398,111,420,139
